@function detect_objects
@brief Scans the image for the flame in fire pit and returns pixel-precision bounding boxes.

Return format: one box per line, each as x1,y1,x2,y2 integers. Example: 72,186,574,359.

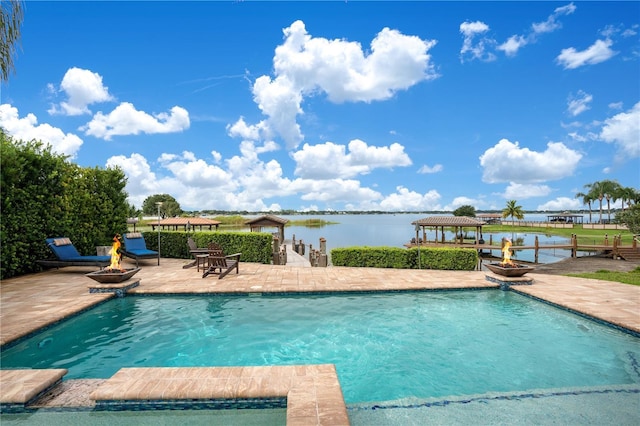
109,234,124,271
501,239,514,266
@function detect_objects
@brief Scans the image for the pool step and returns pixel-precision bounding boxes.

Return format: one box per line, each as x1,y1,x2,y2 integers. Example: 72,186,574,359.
0,369,68,413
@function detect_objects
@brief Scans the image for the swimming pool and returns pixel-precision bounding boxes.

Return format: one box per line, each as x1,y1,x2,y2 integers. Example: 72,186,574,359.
2,291,639,403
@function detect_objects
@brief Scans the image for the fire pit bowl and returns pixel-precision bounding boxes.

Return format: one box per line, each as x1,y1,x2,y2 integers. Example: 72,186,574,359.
485,263,534,277
86,267,141,284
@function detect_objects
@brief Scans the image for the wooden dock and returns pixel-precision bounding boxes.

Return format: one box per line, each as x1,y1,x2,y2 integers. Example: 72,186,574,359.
406,234,639,264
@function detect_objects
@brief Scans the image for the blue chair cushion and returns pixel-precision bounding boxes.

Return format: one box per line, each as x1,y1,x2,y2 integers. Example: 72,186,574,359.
45,237,110,262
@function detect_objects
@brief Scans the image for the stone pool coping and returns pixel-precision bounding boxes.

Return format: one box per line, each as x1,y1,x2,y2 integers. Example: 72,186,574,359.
1,257,639,425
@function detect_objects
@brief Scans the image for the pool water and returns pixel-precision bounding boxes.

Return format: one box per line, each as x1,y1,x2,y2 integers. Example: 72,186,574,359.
0,408,286,425
2,291,639,403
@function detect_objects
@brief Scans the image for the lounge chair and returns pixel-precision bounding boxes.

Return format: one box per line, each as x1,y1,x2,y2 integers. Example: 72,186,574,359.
202,242,241,279
37,237,111,269
121,232,159,266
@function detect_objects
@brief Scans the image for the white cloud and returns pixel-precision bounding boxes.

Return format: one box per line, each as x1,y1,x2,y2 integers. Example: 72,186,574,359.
567,90,592,116
479,138,582,183
376,186,441,211
300,179,382,205
106,153,168,208
0,104,83,157
226,116,268,141
537,197,581,211
599,101,640,158
445,196,482,211
497,2,576,57
417,164,443,174
158,151,233,188
81,102,190,140
556,39,616,69
48,67,114,116
503,182,552,199
292,139,412,179
232,20,438,149
106,150,283,211
459,21,496,62
497,35,528,57
531,2,576,34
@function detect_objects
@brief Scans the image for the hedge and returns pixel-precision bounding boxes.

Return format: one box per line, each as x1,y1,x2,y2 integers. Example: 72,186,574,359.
138,230,273,264
330,246,478,270
1,132,129,279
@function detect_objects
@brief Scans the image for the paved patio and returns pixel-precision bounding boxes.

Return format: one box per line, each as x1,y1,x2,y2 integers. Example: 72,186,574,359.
1,257,639,425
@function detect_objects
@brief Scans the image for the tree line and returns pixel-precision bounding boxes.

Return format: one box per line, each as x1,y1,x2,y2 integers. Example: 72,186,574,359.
575,180,639,224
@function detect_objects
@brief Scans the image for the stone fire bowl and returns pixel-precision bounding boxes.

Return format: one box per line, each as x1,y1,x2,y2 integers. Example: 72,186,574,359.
86,267,141,283
485,263,534,277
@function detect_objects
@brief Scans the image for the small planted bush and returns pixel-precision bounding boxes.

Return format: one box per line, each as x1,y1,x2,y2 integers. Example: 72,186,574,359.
141,231,273,264
331,246,478,270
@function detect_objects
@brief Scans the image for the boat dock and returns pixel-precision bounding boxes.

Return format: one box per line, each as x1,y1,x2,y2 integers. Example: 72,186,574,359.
407,234,640,263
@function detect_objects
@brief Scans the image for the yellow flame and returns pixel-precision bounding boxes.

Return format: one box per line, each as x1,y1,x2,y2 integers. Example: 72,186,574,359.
501,240,513,265
109,235,122,270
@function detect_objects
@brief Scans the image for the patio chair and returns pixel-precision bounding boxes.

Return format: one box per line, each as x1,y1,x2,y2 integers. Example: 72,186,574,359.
37,237,111,269
202,242,241,279
183,237,209,270
121,232,159,267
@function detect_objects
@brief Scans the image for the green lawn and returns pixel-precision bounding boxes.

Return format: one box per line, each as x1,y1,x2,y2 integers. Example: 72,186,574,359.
567,267,640,286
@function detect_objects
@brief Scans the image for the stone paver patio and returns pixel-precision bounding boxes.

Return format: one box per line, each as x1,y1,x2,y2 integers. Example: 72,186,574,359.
1,257,639,424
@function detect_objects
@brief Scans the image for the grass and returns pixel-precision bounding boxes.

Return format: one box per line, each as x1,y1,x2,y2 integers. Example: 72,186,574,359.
485,224,636,245
286,218,338,227
567,267,640,286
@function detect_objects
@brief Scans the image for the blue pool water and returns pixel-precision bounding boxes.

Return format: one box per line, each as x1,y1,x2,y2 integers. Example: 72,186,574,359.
2,291,639,403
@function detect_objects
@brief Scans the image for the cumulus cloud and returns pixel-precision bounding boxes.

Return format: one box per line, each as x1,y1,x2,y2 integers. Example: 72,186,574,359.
537,196,582,211
106,150,282,211
479,138,582,183
503,182,552,199
376,186,441,211
158,151,233,188
81,102,190,140
231,20,438,149
106,153,169,208
292,139,412,179
567,90,593,116
556,38,616,69
0,104,83,157
48,67,114,116
443,196,483,211
599,101,640,158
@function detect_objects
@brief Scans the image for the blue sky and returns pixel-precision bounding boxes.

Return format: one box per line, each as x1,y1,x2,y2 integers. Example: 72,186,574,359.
1,1,638,212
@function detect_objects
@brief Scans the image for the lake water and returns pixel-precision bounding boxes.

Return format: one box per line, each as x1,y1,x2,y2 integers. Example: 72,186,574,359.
257,213,576,264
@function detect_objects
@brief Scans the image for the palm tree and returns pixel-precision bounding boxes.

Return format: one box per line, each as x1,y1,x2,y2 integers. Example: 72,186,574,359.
575,190,594,223
502,200,524,240
1,0,24,82
600,179,621,223
617,186,638,211
585,181,606,224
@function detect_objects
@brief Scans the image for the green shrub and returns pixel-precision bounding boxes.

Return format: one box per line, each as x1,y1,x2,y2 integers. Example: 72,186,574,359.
140,230,273,264
1,132,128,279
331,246,478,270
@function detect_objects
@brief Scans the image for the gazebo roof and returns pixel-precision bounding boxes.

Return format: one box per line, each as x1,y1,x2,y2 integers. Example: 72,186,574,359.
245,215,289,226
412,216,486,227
